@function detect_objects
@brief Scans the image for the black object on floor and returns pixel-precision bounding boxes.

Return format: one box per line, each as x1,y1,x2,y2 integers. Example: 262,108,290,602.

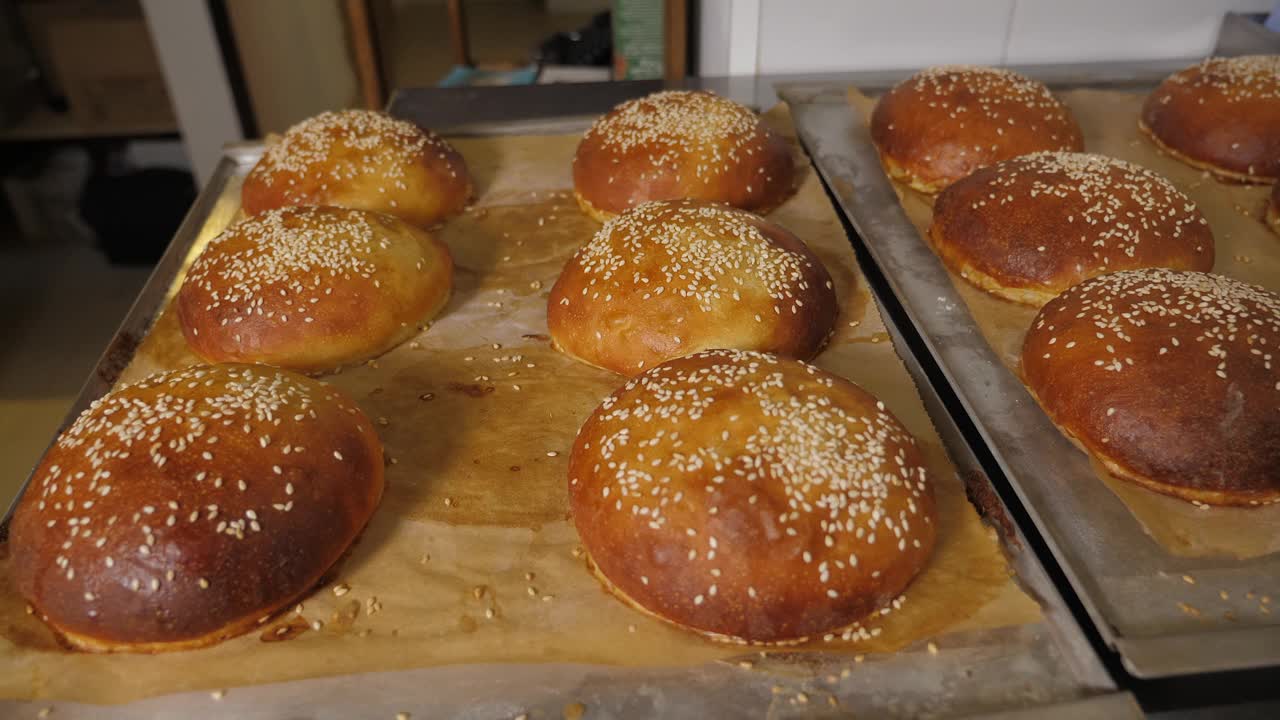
537,11,612,67
81,167,196,265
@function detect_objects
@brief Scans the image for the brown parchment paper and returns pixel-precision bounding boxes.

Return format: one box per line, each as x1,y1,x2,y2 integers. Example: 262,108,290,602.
0,108,1040,704
849,87,1280,559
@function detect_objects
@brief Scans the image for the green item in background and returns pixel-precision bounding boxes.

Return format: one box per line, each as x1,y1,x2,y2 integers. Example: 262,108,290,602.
612,0,664,80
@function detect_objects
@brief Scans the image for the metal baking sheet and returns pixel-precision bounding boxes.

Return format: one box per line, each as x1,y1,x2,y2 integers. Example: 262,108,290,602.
0,107,1136,716
780,61,1280,679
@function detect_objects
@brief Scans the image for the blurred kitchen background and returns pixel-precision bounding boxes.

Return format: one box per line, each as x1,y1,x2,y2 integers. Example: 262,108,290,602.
0,0,1276,495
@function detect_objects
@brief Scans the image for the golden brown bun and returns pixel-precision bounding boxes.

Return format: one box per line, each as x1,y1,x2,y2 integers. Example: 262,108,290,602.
547,200,837,376
1140,56,1280,183
571,91,795,220
870,66,1084,194
10,364,384,652
1022,269,1280,506
1268,182,1279,234
241,110,472,227
929,152,1214,306
177,206,452,373
568,350,937,643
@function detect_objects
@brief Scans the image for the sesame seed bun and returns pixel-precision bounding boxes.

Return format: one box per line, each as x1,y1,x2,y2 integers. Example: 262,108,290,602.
1022,270,1280,506
571,91,796,221
929,152,1214,306
547,200,837,376
241,110,472,228
1140,56,1280,184
10,364,384,652
568,350,937,643
177,206,452,373
870,66,1084,194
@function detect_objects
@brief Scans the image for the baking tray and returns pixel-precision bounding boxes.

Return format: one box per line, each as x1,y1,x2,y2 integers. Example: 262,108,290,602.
780,61,1280,680
0,107,1137,716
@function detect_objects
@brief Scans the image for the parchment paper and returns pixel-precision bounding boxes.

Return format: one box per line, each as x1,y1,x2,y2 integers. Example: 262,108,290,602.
849,88,1280,559
0,109,1039,704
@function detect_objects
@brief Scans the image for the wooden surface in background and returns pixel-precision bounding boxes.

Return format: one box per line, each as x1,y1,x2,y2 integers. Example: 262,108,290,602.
343,0,386,108
663,0,687,82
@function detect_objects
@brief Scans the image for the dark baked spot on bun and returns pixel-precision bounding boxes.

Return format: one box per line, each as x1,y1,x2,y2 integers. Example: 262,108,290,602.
929,152,1214,305
10,364,385,652
1140,55,1280,183
241,109,472,227
177,205,453,372
1022,269,1280,506
568,350,937,643
547,199,838,375
572,91,796,220
871,65,1084,194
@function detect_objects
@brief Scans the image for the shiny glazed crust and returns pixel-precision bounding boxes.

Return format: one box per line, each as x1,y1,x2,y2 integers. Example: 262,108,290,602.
547,200,838,376
1022,270,1280,506
569,350,937,643
10,364,385,651
1139,56,1280,183
241,110,472,227
870,65,1084,194
177,206,452,373
929,152,1214,306
572,91,796,220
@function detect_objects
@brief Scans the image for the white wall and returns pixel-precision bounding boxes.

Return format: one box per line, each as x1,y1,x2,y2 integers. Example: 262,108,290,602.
141,0,243,186
698,0,1276,76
